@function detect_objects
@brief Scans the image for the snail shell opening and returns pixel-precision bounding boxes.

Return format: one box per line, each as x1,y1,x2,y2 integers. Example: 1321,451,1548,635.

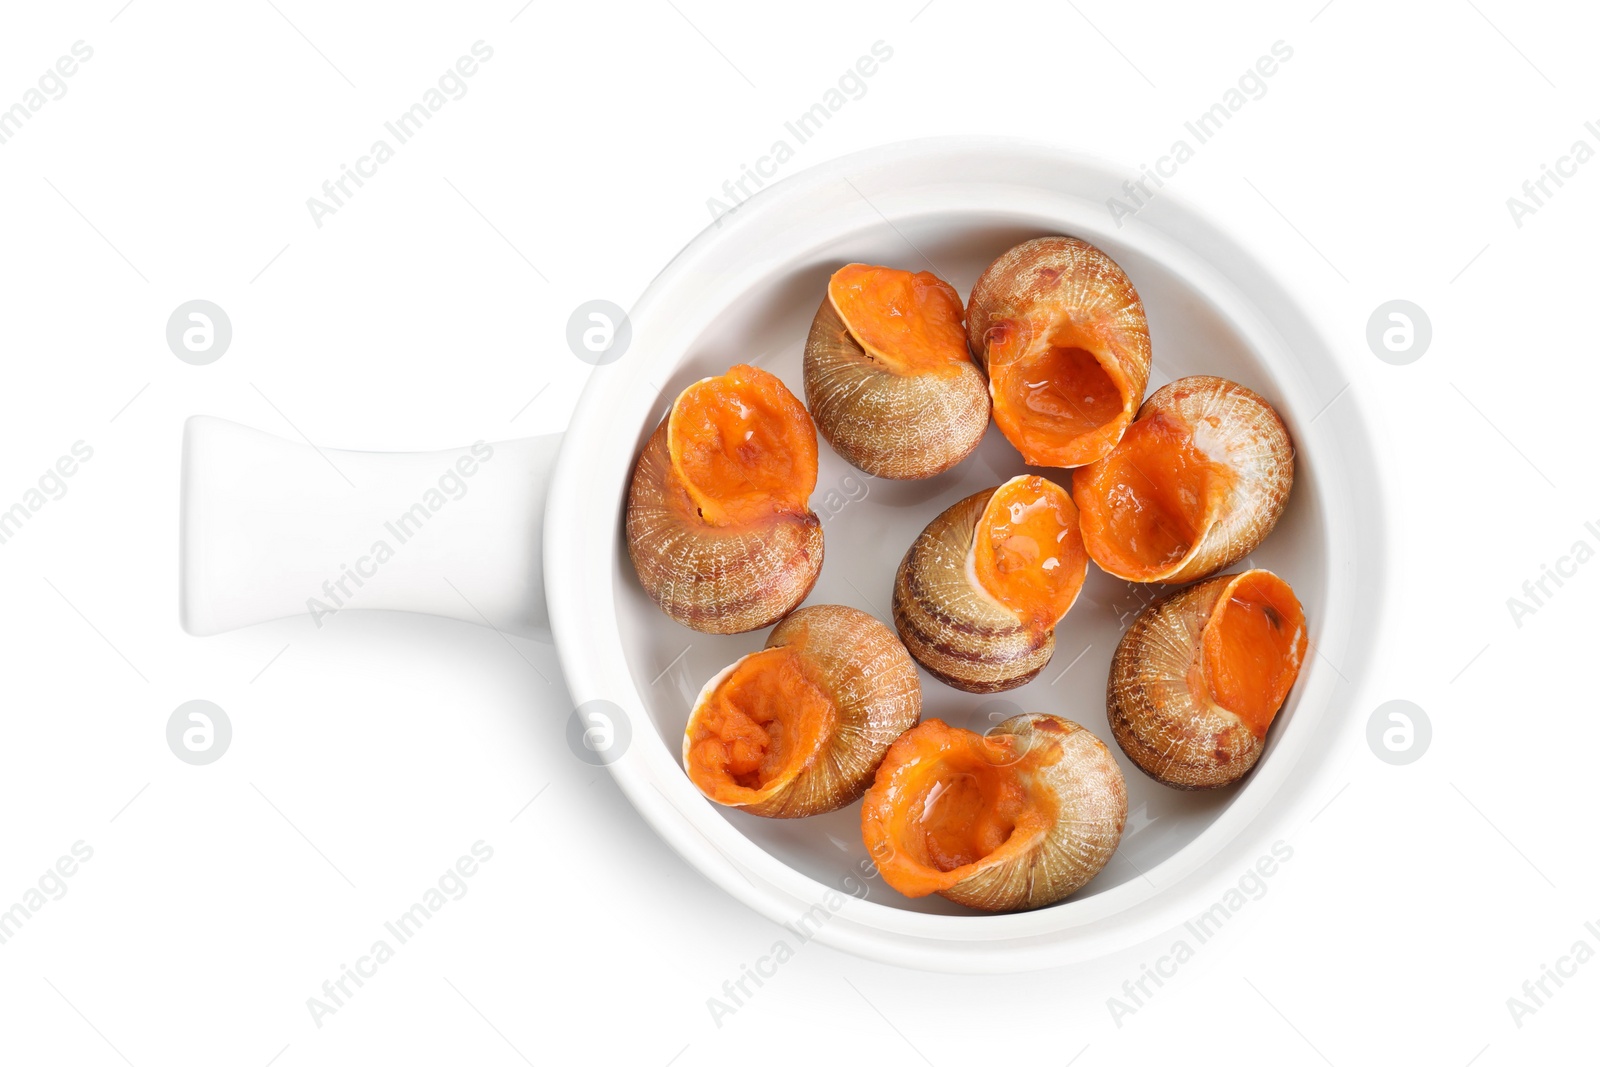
803,265,990,480
861,714,1128,912
967,236,1153,469
1073,375,1294,585
626,365,824,634
893,476,1087,693
1107,568,1308,790
683,605,922,818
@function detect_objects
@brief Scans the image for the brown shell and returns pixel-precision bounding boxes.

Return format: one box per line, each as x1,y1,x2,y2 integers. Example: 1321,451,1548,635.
683,605,922,817
1107,570,1300,789
1080,375,1294,585
966,236,1152,467
861,714,1127,911
626,422,822,634
891,487,1054,693
802,294,990,479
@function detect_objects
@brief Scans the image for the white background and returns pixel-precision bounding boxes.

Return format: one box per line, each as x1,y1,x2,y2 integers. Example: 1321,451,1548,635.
1,1,1596,1064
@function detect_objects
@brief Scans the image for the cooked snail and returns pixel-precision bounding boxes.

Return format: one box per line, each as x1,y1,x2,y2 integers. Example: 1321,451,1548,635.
1108,569,1307,789
803,264,990,479
683,605,921,818
861,714,1127,911
893,475,1087,693
967,236,1152,468
1073,375,1294,585
626,364,823,634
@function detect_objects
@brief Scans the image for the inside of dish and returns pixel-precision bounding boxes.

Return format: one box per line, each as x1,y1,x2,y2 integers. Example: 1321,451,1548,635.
684,648,836,806
828,264,971,377
1200,570,1307,738
863,720,1058,898
985,318,1133,466
970,475,1087,631
666,364,818,527
1073,410,1234,580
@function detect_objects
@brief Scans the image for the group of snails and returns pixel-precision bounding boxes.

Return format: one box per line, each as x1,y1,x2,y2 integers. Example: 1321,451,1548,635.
625,236,1307,913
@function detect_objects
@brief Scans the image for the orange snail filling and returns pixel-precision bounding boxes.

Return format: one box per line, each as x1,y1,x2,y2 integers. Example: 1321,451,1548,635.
1074,410,1235,579
971,476,1086,631
987,319,1129,461
1199,572,1308,739
686,648,836,805
828,264,970,377
865,721,1059,897
666,364,818,528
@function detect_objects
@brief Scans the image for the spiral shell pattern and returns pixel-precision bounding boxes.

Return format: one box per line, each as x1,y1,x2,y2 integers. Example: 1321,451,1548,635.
626,423,822,634
861,714,1127,912
803,295,989,479
892,488,1053,693
967,236,1152,468
1074,375,1294,585
1107,570,1305,789
684,605,921,817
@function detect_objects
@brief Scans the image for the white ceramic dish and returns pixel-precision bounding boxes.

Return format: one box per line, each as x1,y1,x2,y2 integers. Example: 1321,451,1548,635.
182,138,1386,973
544,138,1386,971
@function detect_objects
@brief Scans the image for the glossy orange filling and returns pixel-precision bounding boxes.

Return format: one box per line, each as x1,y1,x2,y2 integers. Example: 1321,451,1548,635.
828,264,970,377
987,321,1130,466
1073,410,1233,579
1201,571,1307,739
862,720,1058,897
667,364,818,527
685,648,836,805
971,476,1087,631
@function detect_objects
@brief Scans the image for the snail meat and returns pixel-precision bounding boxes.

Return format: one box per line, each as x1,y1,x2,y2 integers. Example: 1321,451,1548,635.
626,364,823,634
893,475,1088,693
861,714,1127,911
1073,374,1294,585
803,263,990,479
967,236,1152,468
1108,568,1307,789
683,605,922,818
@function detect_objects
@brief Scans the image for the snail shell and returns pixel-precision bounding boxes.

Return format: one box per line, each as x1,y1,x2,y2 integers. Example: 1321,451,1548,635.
892,476,1087,693
967,236,1152,468
1073,375,1294,584
626,366,823,635
803,264,990,479
683,605,922,818
861,714,1127,912
1107,569,1308,790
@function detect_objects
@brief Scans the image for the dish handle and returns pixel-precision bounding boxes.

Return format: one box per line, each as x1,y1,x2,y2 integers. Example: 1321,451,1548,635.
179,416,560,639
